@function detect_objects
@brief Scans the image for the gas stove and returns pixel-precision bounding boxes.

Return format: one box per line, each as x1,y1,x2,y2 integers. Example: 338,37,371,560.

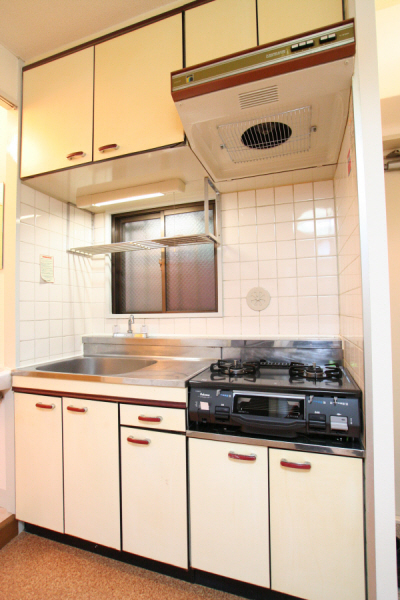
188,357,362,443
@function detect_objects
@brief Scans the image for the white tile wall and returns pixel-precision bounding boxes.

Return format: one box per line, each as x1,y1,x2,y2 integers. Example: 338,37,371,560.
89,181,340,338
18,185,94,367
334,98,364,390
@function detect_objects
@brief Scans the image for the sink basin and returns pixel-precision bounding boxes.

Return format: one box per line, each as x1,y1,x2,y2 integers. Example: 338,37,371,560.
36,357,156,376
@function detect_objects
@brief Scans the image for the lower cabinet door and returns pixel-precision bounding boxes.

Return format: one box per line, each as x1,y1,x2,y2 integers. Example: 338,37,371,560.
189,438,270,588
269,449,365,600
63,398,120,550
15,393,64,533
121,427,187,568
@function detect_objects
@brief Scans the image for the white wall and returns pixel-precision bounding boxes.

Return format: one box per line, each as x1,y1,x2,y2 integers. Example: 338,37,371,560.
335,101,364,390
19,185,94,366
0,44,20,512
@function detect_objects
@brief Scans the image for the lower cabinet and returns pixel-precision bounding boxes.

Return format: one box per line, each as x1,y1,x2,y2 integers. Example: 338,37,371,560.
121,426,187,568
189,438,270,588
269,449,365,600
15,393,64,533
63,398,120,550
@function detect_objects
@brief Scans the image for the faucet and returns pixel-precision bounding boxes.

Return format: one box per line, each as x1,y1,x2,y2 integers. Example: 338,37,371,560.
127,314,134,334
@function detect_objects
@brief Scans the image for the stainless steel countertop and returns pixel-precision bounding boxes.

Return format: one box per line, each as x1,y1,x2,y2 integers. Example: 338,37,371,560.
12,357,213,388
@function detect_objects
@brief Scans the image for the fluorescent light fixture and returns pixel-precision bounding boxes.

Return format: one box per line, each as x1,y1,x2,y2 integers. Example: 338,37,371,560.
94,192,164,207
76,178,185,209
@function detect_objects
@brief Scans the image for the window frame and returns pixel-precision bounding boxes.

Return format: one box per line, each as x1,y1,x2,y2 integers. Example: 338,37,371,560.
111,201,219,315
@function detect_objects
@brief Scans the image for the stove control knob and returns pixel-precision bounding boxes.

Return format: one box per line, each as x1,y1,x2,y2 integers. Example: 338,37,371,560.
308,395,314,404
216,389,221,396
333,396,338,405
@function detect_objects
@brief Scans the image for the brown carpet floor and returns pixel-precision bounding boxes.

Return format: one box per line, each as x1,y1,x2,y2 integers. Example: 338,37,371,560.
0,533,240,600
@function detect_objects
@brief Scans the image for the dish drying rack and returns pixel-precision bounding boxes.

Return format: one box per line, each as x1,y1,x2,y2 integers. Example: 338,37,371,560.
68,178,220,257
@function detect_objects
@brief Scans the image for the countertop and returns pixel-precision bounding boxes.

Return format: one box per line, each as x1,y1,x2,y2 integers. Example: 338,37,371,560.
12,357,213,389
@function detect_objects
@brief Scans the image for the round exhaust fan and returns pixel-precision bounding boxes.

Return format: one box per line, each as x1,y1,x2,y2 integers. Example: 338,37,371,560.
241,122,292,150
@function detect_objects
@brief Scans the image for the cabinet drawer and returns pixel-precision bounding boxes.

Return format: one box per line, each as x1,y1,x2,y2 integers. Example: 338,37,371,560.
120,403,186,432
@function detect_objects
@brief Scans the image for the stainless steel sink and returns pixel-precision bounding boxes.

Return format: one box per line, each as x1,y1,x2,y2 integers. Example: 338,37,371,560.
36,356,156,376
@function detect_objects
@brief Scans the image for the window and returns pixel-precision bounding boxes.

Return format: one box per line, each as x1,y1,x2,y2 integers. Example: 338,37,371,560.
112,203,218,314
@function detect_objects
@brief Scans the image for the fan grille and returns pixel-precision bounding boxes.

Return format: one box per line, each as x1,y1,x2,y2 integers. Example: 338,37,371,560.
217,106,312,164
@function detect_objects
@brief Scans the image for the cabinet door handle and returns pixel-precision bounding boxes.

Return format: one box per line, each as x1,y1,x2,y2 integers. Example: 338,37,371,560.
66,151,86,160
138,415,162,423
280,459,311,470
98,143,119,153
35,402,55,410
228,451,257,462
67,406,88,413
127,436,150,446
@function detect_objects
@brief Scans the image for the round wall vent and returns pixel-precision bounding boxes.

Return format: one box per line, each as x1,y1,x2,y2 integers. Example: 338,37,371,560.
246,287,271,312
241,122,292,150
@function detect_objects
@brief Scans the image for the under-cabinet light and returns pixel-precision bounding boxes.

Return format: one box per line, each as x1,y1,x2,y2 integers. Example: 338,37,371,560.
94,193,164,207
76,178,185,209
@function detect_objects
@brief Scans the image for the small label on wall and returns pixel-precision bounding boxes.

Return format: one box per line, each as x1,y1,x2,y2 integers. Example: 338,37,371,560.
40,255,54,283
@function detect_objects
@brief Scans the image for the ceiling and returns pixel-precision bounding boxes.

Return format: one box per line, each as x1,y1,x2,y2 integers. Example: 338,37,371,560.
375,0,400,9
0,0,183,62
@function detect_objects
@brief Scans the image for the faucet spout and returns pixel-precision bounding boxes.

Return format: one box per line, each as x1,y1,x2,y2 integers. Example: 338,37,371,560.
127,314,134,334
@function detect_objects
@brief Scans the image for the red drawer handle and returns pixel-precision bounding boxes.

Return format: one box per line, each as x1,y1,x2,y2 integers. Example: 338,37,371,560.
67,406,88,413
138,415,162,423
36,402,55,410
66,151,86,160
127,436,150,446
98,143,119,153
228,451,256,462
280,459,311,470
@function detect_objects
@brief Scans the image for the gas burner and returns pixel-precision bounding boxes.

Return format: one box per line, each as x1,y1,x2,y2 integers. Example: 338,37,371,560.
289,363,343,381
210,359,259,377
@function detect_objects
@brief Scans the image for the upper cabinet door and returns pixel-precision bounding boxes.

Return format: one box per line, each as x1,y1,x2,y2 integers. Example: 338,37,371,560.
185,0,257,67
94,15,184,162
258,0,343,46
21,48,94,178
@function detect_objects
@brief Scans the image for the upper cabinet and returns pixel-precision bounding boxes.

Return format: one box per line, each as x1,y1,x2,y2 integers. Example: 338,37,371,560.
185,0,257,67
21,48,94,178
257,0,343,46
93,15,184,162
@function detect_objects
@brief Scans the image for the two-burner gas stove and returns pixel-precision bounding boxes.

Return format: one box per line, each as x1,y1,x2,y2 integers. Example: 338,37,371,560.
188,357,362,443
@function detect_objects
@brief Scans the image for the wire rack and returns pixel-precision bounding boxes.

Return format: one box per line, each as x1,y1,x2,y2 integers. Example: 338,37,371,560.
217,106,312,164
68,234,219,256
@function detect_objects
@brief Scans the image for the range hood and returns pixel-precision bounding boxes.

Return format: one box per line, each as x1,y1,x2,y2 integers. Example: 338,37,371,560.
171,20,355,183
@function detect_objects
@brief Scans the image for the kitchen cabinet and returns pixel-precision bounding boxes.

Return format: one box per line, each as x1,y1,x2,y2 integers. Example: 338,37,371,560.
257,0,343,46
185,0,257,67
14,393,64,533
120,425,187,568
63,398,120,550
269,448,365,600
189,437,270,588
20,48,94,178
93,15,184,162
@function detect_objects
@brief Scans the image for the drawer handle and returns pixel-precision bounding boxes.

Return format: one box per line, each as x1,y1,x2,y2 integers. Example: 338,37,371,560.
98,143,119,153
127,436,150,446
66,151,86,160
36,402,55,410
67,406,88,413
138,415,162,423
228,451,256,462
280,459,311,471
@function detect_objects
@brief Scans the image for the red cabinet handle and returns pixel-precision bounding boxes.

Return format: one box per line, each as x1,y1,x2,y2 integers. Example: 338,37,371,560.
36,402,55,410
127,436,150,446
228,451,256,462
67,406,88,413
66,151,86,160
98,143,119,153
138,415,162,423
280,459,311,470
